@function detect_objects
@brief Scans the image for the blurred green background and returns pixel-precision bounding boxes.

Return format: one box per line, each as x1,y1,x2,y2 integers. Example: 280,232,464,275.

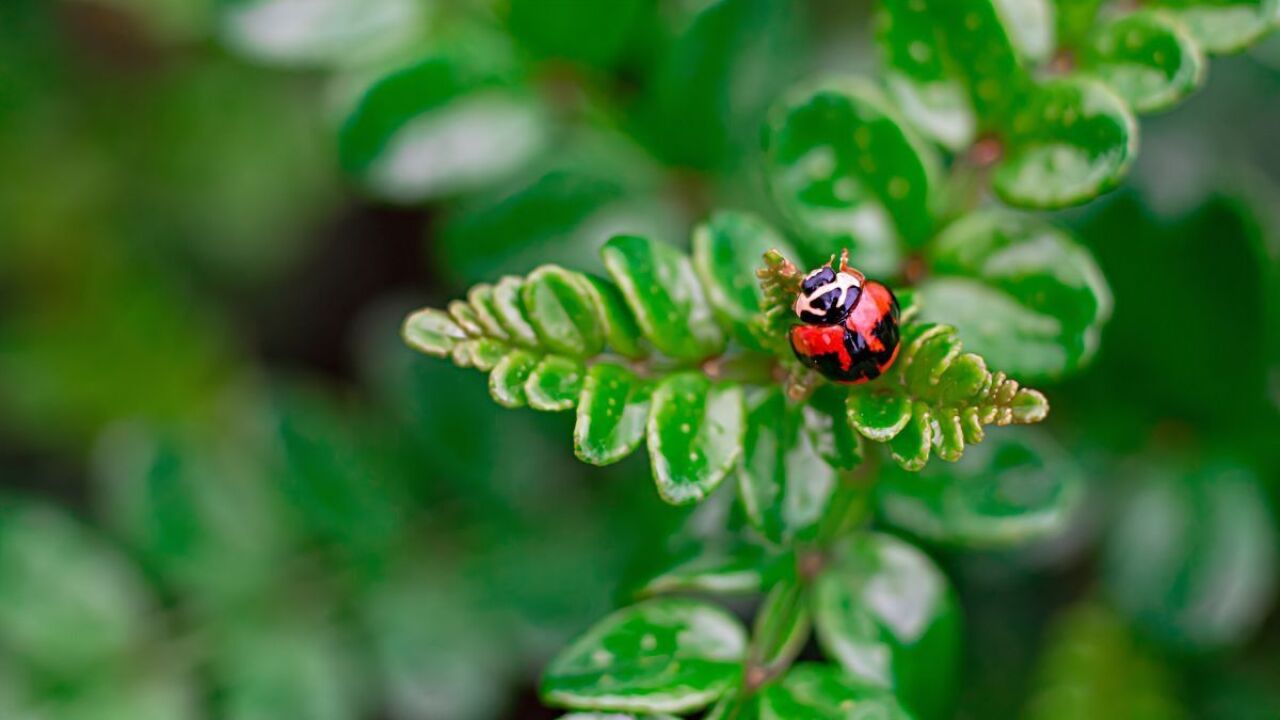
0,0,1277,718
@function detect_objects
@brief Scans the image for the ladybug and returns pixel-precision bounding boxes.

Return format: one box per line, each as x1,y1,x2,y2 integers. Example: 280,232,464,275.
788,257,901,384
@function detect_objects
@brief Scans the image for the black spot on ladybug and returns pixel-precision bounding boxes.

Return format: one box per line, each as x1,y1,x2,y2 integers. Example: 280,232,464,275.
870,315,899,366
843,328,885,382
801,267,836,294
801,345,852,381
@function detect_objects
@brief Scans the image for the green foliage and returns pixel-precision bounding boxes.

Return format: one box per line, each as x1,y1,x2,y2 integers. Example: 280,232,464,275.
405,229,1051,497
3,0,1278,718
1103,462,1278,651
540,598,748,714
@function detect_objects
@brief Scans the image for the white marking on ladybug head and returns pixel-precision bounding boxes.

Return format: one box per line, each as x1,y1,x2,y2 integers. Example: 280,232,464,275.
793,270,862,322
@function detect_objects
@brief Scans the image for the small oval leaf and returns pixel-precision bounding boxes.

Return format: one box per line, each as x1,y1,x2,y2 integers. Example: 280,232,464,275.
737,388,837,545
693,212,799,348
523,265,607,357
878,0,978,150
920,210,1112,380
339,51,549,202
540,598,747,714
1153,0,1279,54
1085,10,1206,114
526,355,586,412
402,308,466,357
647,374,745,505
995,76,1137,209
763,78,939,276
489,350,538,408
602,235,725,361
574,363,652,466
813,533,961,720
876,427,1084,547
847,390,913,442
758,664,914,720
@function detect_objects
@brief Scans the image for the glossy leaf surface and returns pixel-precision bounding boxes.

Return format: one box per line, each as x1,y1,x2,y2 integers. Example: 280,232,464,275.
647,374,745,505
523,265,607,358
756,663,914,720
541,598,747,714
575,364,652,466
526,355,587,412
737,388,837,545
920,210,1112,380
1085,10,1206,113
995,76,1137,209
1104,464,1278,650
876,428,1083,548
1152,0,1279,53
763,78,938,275
602,235,725,361
813,533,961,720
338,46,548,202
877,0,977,149
693,212,798,348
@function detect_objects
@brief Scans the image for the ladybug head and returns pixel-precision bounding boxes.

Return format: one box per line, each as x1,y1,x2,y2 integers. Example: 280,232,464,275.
794,265,863,325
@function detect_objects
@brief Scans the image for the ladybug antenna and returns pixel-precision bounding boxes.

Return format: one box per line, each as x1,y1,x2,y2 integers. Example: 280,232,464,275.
833,248,865,283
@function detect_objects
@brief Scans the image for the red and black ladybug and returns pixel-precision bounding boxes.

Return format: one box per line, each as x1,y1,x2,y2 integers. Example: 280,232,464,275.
788,257,900,384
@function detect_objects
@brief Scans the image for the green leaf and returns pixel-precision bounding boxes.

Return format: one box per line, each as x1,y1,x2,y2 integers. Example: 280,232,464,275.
490,349,539,408
647,373,745,505
813,533,961,720
802,385,864,471
927,0,1037,125
763,77,939,276
541,598,747,714
93,424,290,610
846,391,912,441
919,210,1112,380
693,212,799,348
602,235,725,361
1084,10,1206,114
876,428,1084,548
0,501,151,675
581,274,649,359
526,355,587,412
523,265,607,357
995,76,1137,209
877,0,978,150
750,580,811,669
756,664,914,720
991,0,1056,62
575,363,652,466
221,0,427,68
1103,463,1278,650
337,42,549,202
467,283,510,340
887,401,933,472
402,308,467,357
493,275,542,348
558,714,680,720
837,318,1051,471
737,388,838,544
215,613,365,720
1152,0,1279,53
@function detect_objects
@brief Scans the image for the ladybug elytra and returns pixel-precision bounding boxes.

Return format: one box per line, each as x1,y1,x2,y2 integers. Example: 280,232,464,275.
788,256,900,385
